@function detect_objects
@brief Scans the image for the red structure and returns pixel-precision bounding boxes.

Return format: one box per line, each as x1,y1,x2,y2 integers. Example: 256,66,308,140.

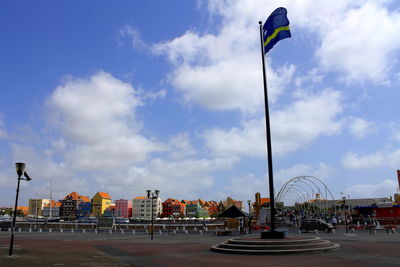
115,199,132,218
375,205,400,218
162,198,185,218
207,201,219,217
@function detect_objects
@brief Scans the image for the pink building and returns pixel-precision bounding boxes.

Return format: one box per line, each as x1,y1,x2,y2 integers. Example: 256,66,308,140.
115,199,132,218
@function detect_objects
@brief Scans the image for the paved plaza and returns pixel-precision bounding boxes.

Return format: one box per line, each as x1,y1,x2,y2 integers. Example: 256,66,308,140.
1,229,400,266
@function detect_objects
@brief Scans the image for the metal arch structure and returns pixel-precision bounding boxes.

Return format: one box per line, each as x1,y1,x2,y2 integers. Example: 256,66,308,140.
279,192,301,207
283,186,307,204
276,176,336,213
282,183,310,201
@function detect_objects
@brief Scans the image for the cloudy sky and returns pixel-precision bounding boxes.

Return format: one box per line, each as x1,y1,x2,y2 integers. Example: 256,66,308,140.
1,0,400,207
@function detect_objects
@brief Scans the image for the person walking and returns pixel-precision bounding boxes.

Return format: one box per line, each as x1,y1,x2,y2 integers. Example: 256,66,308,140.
331,216,337,229
240,218,245,235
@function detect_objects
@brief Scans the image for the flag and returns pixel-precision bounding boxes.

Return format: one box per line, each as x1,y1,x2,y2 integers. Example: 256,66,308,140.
263,7,291,54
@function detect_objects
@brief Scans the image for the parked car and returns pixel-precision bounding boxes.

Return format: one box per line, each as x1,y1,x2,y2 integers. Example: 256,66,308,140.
300,219,334,233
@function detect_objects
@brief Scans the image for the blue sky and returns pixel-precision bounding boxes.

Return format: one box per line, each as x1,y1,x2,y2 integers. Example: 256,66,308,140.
1,0,400,207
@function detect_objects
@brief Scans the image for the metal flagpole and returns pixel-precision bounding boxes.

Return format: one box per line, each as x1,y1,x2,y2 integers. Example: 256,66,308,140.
258,21,277,235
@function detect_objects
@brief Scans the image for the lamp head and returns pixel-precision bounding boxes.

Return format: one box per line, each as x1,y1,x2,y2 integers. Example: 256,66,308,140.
155,190,159,197
24,172,32,181
15,162,26,178
247,200,251,205
146,190,151,198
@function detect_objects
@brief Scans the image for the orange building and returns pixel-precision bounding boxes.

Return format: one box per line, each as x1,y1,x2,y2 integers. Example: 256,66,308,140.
253,192,270,226
17,206,28,216
222,196,243,210
162,198,185,218
207,201,219,217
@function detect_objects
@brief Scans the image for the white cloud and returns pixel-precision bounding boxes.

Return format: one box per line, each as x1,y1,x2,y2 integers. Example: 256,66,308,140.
167,132,197,160
217,174,266,203
10,144,71,181
294,68,324,89
392,131,400,142
37,71,243,200
0,116,8,139
203,119,265,158
95,156,239,200
156,0,400,112
152,0,400,134
117,25,146,49
204,89,343,157
153,2,296,114
388,123,400,142
7,143,89,201
47,72,164,171
275,163,334,185
348,117,374,139
342,149,400,170
315,2,400,83
344,179,398,198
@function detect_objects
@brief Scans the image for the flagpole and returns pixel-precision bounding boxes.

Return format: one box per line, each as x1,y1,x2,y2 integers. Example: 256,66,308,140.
259,21,278,236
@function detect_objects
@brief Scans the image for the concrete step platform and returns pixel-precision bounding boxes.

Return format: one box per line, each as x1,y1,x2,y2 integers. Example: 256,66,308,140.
211,236,340,254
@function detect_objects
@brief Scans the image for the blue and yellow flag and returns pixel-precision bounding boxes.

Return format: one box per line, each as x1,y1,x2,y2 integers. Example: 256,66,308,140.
263,7,291,54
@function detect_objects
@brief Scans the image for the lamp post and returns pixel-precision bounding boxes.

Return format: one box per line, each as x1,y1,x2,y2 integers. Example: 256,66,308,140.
342,196,348,234
9,162,32,256
247,200,252,234
147,190,159,240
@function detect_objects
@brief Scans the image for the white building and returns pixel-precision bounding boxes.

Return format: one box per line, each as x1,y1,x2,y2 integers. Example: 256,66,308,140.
132,195,162,220
28,199,50,217
42,200,61,218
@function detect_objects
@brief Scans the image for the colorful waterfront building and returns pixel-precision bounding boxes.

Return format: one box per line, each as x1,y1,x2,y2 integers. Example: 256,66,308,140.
103,204,115,217
132,196,146,219
115,199,132,218
132,192,162,220
162,198,185,218
60,192,87,221
28,199,50,218
42,201,61,218
77,195,91,219
91,192,112,217
223,196,244,210
184,200,200,218
199,200,212,218
207,201,219,217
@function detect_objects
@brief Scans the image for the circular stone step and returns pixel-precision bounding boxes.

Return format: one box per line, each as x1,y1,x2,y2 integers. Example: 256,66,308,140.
211,236,340,254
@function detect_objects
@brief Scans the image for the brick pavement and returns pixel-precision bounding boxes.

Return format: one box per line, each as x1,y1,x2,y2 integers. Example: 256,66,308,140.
1,231,400,266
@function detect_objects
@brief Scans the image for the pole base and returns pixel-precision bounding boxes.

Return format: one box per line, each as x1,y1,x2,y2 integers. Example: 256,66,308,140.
261,230,286,239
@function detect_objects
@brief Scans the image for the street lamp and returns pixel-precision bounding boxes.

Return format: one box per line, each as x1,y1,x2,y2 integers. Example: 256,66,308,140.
147,190,159,240
9,162,32,256
247,200,252,234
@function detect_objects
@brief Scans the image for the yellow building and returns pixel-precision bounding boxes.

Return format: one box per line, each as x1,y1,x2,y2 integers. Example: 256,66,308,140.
91,192,112,217
28,199,50,217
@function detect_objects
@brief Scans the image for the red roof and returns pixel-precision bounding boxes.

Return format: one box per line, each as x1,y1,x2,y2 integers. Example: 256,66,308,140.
64,192,80,200
163,198,181,205
80,196,91,202
260,198,270,204
63,192,91,202
44,201,61,208
97,192,111,199
186,200,198,205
